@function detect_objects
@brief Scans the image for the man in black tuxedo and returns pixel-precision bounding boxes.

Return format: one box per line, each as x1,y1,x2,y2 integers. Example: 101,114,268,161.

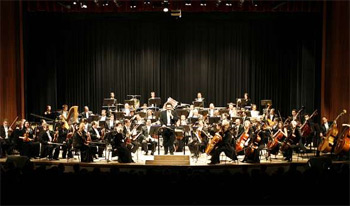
81,106,93,119
38,124,57,160
160,103,178,155
140,119,157,155
0,119,14,157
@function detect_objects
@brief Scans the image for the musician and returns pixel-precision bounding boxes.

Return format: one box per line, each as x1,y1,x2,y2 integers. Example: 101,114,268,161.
188,105,195,118
160,103,178,155
268,109,277,122
44,105,55,120
81,106,93,119
111,123,134,163
316,116,333,157
100,110,107,121
134,114,145,125
194,92,204,102
250,104,260,118
20,121,40,158
140,119,157,155
208,103,216,117
241,93,252,108
106,115,115,130
73,122,94,162
302,114,315,147
123,119,141,153
242,123,266,163
228,103,237,118
61,104,69,119
53,122,73,159
291,109,301,122
0,119,14,157
232,118,244,141
110,92,117,106
146,110,155,120
238,120,255,158
241,111,249,122
209,120,238,164
282,120,306,162
189,121,208,158
268,121,288,157
38,124,57,160
123,103,131,116
90,121,105,158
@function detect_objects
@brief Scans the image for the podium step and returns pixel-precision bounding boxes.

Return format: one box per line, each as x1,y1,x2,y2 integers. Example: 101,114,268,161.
145,160,190,165
154,155,190,161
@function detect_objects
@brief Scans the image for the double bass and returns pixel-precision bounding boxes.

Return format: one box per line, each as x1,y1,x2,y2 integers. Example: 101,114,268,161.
334,124,350,155
318,110,347,153
300,110,318,137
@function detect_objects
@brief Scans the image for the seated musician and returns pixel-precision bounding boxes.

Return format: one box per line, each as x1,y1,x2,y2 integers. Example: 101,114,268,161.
38,123,58,160
140,119,157,155
123,103,131,116
134,114,145,125
250,104,260,118
302,114,315,147
89,121,105,158
228,103,237,118
146,110,155,120
208,103,217,117
187,105,195,118
160,103,178,155
61,104,69,120
189,120,208,159
173,115,188,152
123,119,141,153
241,111,250,122
19,121,40,158
209,120,238,164
111,122,134,163
281,120,307,162
268,120,288,157
268,109,277,122
44,105,55,120
73,122,94,162
81,106,93,119
106,115,115,130
100,109,107,121
53,122,73,159
241,122,267,163
0,119,14,157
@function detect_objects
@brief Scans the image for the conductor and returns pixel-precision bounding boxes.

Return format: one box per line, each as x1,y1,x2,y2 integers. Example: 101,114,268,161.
160,103,178,155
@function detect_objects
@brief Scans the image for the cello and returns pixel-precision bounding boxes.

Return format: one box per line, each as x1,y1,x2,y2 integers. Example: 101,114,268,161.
245,130,262,158
236,130,250,153
205,132,222,155
318,110,347,153
334,124,350,155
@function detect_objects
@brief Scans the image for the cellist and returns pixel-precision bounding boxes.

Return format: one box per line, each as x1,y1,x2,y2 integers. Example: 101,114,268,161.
208,120,238,165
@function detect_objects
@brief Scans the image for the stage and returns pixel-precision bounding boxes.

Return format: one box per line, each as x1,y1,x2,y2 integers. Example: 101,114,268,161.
1,146,348,172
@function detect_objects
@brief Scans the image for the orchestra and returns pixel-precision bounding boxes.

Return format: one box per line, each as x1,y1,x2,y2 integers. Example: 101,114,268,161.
1,92,348,164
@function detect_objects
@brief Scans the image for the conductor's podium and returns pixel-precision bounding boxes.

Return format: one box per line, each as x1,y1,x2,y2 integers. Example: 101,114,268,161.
145,155,190,165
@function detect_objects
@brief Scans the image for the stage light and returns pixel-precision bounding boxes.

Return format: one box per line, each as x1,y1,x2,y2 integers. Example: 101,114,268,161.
255,4,257,6
82,4,87,8
163,7,168,12
163,0,168,12
73,1,77,5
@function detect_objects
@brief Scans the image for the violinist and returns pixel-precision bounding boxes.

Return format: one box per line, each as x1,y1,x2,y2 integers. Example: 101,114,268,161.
0,119,14,157
208,103,217,117
38,124,57,160
140,119,157,155
188,120,208,159
73,122,94,162
53,122,73,159
160,103,178,155
99,109,107,121
250,104,260,118
228,103,237,118
20,121,40,158
90,121,105,158
123,119,141,153
209,120,238,164
111,122,134,163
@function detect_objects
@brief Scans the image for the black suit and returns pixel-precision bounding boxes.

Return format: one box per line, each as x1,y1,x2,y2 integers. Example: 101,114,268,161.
73,130,94,162
39,130,56,159
160,110,178,154
140,125,157,155
111,132,133,163
123,126,141,153
89,128,105,157
81,111,93,119
210,129,238,164
0,125,14,157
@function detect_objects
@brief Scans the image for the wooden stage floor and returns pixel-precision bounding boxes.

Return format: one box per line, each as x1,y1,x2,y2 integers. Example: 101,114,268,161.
1,146,348,170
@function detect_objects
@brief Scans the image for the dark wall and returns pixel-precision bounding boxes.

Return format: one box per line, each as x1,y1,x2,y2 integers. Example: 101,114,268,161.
24,12,322,119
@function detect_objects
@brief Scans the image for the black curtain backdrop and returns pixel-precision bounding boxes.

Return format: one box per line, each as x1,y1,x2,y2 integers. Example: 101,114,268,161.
24,12,322,120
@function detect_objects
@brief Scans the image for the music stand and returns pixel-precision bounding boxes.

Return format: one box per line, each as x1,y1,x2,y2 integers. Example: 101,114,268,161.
87,115,100,123
99,121,106,129
198,109,208,117
209,117,220,124
113,111,125,120
219,109,229,115
176,109,189,118
148,98,161,107
136,112,146,118
261,100,272,107
193,101,204,108
150,125,161,155
189,117,199,124
103,98,116,106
